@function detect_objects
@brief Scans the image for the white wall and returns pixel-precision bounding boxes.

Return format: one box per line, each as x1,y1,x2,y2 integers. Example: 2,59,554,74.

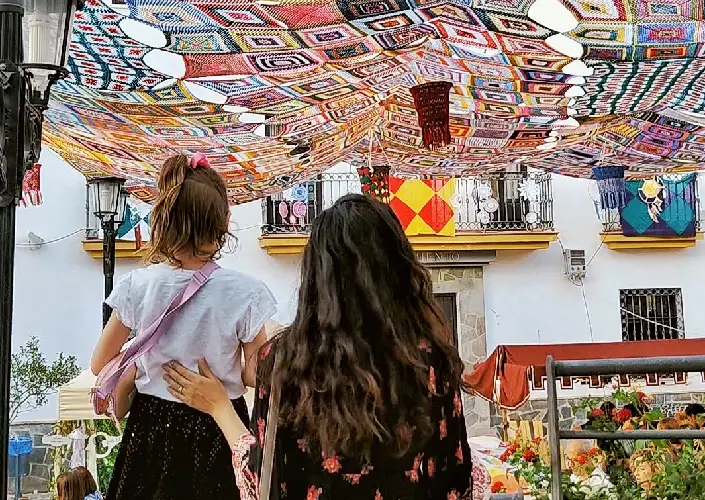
483,174,705,352
13,150,139,421
14,153,705,420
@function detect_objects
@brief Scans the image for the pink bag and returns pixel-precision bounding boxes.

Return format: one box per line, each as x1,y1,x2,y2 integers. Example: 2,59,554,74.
92,262,220,419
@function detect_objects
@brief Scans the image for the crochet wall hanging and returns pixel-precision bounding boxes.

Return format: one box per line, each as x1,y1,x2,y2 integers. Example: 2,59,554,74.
410,82,453,150
37,0,705,204
619,174,698,238
388,178,457,237
357,165,390,202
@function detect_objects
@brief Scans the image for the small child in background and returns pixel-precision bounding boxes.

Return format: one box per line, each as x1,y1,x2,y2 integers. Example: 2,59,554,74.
56,467,102,500
73,467,102,500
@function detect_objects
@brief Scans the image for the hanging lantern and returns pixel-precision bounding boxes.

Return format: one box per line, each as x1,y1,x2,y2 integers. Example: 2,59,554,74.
409,82,453,150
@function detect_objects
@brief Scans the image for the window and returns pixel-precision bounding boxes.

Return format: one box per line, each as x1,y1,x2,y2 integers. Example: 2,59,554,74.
434,293,458,347
620,288,684,341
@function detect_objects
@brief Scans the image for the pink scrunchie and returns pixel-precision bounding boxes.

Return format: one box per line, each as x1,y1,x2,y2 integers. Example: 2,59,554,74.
190,153,210,169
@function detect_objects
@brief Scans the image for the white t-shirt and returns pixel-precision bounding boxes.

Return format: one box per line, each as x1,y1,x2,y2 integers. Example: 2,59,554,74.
105,263,277,402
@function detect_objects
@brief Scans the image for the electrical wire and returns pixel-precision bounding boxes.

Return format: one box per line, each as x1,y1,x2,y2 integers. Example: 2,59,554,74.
580,283,594,342
16,222,262,248
15,228,86,247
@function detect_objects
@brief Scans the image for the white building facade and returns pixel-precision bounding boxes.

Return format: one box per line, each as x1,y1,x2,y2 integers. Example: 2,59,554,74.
13,150,705,431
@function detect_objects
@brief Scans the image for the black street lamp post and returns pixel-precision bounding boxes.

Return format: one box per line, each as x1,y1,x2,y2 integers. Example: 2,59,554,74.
87,177,128,327
0,0,83,495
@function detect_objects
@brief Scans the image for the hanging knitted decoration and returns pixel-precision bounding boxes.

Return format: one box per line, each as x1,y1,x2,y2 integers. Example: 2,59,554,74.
592,166,626,211
409,82,453,150
357,165,390,202
20,163,42,207
69,427,87,468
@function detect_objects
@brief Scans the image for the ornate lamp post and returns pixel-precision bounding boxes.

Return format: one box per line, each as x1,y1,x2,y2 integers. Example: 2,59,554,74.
87,177,128,326
0,0,83,494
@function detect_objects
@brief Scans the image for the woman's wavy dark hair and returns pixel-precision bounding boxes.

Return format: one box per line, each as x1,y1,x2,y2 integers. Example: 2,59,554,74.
268,193,465,459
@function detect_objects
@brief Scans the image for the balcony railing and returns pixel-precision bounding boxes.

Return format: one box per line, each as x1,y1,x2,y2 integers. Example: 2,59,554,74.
262,171,554,236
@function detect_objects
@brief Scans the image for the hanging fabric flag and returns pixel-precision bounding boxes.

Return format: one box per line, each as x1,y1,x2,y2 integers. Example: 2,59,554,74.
388,177,456,237
117,204,141,239
19,163,42,207
592,166,626,211
620,174,697,237
357,165,390,202
409,82,452,150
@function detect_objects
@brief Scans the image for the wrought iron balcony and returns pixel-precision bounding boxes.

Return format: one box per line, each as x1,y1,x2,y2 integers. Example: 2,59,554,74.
261,171,554,236
596,176,703,250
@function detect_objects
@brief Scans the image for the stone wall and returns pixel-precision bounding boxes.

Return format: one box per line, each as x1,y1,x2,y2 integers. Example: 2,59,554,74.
489,392,705,438
7,422,54,497
430,266,490,437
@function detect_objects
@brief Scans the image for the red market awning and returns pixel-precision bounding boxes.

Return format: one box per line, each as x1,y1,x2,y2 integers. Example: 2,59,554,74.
464,339,705,410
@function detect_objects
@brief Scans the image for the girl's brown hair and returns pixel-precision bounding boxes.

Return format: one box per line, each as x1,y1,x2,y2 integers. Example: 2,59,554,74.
145,154,230,265
56,471,81,500
267,194,466,459
73,466,98,496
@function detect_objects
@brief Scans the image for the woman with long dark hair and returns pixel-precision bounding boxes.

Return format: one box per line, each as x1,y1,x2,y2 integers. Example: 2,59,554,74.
164,193,472,499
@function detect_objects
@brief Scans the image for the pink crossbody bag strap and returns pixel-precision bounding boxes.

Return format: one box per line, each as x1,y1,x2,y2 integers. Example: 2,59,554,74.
92,262,219,413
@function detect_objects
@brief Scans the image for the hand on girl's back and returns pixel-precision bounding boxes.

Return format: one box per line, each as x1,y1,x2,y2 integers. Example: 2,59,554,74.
162,359,230,415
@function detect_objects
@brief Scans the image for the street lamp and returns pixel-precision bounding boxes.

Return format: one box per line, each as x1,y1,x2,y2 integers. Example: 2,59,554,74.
0,0,83,495
88,177,128,327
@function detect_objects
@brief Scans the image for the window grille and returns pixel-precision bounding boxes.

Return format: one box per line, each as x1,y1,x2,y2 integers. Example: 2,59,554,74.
620,288,684,341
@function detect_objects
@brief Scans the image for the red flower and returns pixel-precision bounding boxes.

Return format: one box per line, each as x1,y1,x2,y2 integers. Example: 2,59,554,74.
616,408,632,423
322,456,342,473
499,450,511,462
428,367,437,394
522,449,537,462
576,454,588,465
507,442,519,453
637,391,647,401
588,447,600,457
406,454,423,483
591,408,604,418
533,437,543,444
453,392,462,418
297,438,309,453
491,481,506,493
306,486,322,500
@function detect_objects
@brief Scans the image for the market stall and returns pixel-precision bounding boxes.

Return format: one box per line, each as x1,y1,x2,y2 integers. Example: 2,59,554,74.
465,338,705,409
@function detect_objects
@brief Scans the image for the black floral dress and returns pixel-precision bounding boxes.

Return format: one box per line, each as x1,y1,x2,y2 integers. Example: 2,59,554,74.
245,340,473,500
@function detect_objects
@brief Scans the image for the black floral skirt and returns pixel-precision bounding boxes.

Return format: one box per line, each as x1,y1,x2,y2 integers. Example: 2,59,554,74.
106,392,250,500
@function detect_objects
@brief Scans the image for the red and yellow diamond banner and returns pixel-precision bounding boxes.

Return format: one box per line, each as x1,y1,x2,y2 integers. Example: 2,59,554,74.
388,178,456,237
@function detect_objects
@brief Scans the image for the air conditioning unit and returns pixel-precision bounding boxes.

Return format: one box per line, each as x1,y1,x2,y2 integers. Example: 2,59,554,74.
564,249,586,280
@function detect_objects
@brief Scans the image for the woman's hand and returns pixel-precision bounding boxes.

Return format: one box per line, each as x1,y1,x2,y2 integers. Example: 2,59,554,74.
163,360,230,417
163,360,251,449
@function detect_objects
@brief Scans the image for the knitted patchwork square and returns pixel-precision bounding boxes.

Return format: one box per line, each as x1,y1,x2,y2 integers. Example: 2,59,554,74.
562,0,632,21
195,5,283,29
336,0,410,20
475,11,553,38
351,10,423,33
297,24,363,47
